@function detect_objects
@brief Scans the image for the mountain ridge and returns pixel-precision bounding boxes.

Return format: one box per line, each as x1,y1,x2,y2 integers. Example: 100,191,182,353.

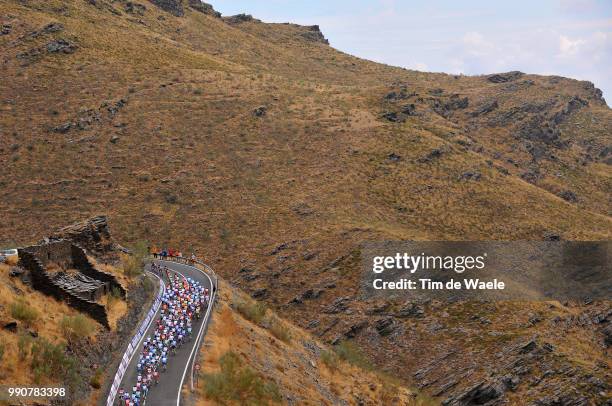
1,1,610,404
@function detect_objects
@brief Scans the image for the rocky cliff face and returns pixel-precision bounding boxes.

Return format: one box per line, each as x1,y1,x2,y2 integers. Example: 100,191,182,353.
301,25,329,45
49,215,125,257
188,0,219,17
149,0,184,16
148,0,220,17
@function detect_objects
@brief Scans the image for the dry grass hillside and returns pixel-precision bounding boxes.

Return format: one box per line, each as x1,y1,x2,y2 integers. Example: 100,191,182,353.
1,0,610,404
0,260,128,405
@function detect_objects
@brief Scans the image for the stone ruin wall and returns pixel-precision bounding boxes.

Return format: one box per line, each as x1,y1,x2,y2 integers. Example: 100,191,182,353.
70,244,126,298
17,240,126,329
22,239,73,266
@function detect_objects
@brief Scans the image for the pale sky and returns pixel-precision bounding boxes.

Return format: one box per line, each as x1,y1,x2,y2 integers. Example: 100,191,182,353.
212,0,612,104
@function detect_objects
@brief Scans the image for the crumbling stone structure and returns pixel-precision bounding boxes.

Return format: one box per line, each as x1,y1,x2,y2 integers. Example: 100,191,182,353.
50,215,126,257
18,240,126,329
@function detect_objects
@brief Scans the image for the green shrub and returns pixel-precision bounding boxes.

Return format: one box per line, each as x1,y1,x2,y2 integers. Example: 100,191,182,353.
333,341,371,370
123,240,149,278
60,314,96,343
203,351,281,405
235,299,267,325
90,368,103,389
10,299,39,326
268,318,291,343
30,338,79,385
107,286,123,309
132,240,149,259
18,333,32,360
220,227,231,248
123,255,142,278
320,342,370,372
0,338,6,363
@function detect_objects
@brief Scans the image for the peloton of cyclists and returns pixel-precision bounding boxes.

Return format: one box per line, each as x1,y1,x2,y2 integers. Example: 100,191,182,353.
118,270,209,405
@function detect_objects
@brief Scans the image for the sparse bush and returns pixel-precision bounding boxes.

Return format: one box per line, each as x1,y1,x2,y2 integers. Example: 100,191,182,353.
111,286,123,299
320,341,370,372
220,227,231,248
11,299,39,326
268,317,291,343
30,338,79,385
123,240,149,278
60,314,96,343
333,341,371,370
143,275,155,293
0,339,5,362
203,351,281,404
90,368,103,389
380,379,398,405
235,299,267,325
201,229,211,242
123,255,141,278
163,192,179,204
137,173,150,182
132,240,150,260
320,349,339,371
107,286,123,309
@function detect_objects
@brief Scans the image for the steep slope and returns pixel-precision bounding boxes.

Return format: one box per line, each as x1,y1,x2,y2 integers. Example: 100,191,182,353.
0,259,129,405
186,280,427,406
1,1,610,404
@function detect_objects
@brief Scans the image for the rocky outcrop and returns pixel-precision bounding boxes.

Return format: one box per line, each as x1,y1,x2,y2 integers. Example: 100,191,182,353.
417,148,444,163
29,22,64,37
442,381,504,406
70,244,126,297
550,96,588,125
323,297,351,314
3,321,17,333
558,190,578,203
603,324,612,347
430,95,469,117
381,111,404,123
188,0,220,17
253,106,267,117
487,71,524,83
46,39,77,54
471,100,498,117
125,2,147,15
375,317,396,336
301,25,329,45
50,215,125,256
149,0,184,16
223,14,258,25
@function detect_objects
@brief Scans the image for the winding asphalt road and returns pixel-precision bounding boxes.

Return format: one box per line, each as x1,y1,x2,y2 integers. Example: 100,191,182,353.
117,260,213,406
